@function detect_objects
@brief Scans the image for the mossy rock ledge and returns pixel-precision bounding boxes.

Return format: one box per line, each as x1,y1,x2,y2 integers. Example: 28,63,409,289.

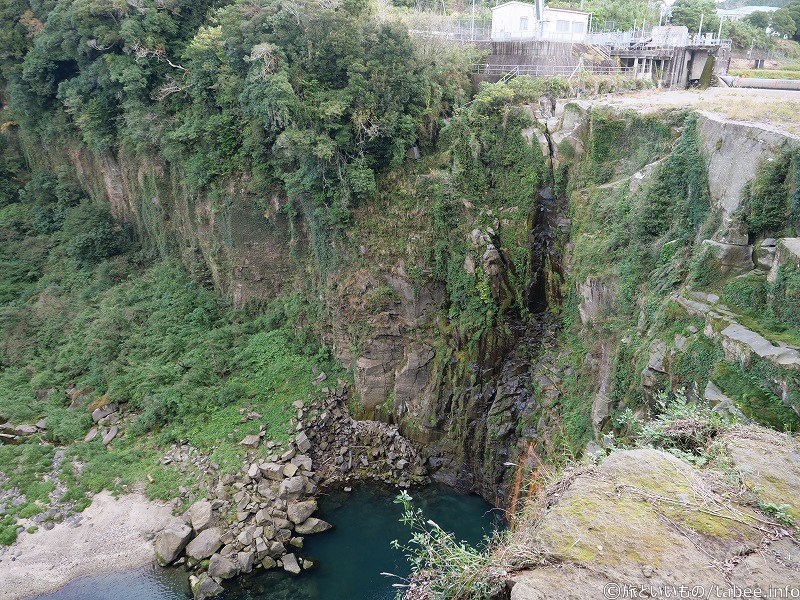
509,426,800,599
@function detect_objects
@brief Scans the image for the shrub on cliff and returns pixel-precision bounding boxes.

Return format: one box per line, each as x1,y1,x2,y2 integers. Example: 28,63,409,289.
391,490,506,600
61,203,128,265
636,114,710,240
741,146,800,238
20,168,84,235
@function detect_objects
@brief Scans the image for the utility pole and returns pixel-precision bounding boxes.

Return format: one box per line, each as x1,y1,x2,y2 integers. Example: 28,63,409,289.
471,0,475,40
717,17,723,43
698,13,704,39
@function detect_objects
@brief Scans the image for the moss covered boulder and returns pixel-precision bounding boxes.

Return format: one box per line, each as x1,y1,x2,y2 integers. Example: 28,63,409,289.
510,432,800,599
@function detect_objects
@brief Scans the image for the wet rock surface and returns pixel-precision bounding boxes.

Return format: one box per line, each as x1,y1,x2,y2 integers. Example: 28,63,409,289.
420,314,561,504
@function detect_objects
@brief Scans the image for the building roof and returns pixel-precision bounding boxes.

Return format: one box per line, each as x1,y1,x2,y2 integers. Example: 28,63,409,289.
491,1,589,14
543,6,591,15
716,6,779,16
490,1,536,12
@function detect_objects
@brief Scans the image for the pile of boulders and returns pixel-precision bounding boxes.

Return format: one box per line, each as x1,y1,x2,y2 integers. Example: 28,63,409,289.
153,385,430,599
83,401,123,446
302,390,429,487
153,444,331,600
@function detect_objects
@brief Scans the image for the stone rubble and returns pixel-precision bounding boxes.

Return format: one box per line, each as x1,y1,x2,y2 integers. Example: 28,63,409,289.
0,420,47,445
151,384,429,599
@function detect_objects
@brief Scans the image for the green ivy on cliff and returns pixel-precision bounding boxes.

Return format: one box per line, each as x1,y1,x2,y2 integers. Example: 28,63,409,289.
635,114,711,241
557,109,723,445
742,146,800,239
418,80,550,338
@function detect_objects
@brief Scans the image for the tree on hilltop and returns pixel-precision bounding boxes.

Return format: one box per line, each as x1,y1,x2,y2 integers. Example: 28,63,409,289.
670,0,720,33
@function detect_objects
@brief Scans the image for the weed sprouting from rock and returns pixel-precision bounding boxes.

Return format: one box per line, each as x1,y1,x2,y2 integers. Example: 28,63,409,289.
638,389,727,455
389,490,507,600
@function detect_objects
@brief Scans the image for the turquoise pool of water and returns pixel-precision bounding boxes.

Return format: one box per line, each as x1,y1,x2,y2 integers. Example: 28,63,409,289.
34,483,499,600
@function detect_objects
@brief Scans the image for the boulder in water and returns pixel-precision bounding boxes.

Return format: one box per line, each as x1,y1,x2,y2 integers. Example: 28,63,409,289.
190,573,223,600
294,517,332,535
237,550,255,573
153,524,193,566
282,552,301,575
287,499,317,524
208,553,238,580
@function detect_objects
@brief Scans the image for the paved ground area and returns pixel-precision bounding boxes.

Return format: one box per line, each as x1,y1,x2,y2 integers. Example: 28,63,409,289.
596,86,800,136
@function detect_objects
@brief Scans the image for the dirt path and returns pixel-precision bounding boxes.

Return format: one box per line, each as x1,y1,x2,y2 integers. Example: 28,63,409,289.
0,491,181,600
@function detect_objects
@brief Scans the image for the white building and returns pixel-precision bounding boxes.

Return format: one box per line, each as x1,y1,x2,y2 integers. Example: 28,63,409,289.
491,1,591,42
716,5,778,22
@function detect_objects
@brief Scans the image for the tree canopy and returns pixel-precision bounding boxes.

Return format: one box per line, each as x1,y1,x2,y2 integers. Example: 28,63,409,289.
550,0,660,30
772,4,800,38
1,0,475,269
669,0,720,34
745,10,772,29
770,7,800,37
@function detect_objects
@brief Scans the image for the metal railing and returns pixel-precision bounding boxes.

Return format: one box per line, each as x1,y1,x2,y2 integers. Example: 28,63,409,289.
586,30,732,50
408,18,734,50
471,63,635,77
490,31,589,43
405,14,492,42
409,27,491,41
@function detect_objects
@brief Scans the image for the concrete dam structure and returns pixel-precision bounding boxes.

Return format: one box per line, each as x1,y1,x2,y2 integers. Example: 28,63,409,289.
475,35,731,88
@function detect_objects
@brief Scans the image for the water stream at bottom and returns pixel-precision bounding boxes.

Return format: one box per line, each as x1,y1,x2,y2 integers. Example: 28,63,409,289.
34,483,500,600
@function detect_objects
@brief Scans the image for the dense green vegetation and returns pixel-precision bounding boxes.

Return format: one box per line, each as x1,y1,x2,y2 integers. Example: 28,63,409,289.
667,0,773,49
0,0,598,547
436,80,549,333
550,0,658,30
665,0,784,49
1,0,799,575
670,0,720,33
568,109,697,307
0,0,474,271
0,0,571,548
0,133,343,544
556,105,800,444
729,67,800,79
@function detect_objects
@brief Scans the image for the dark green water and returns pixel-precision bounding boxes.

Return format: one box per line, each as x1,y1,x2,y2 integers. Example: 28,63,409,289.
34,483,499,600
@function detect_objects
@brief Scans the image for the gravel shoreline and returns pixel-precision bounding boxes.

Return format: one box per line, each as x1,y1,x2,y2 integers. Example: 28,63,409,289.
0,491,181,600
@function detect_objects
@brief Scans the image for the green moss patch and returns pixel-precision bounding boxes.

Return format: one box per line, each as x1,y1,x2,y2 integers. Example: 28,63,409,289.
711,363,800,432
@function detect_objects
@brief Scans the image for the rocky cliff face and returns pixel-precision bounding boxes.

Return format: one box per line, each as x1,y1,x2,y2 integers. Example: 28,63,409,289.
554,103,800,435
25,97,800,512
27,140,302,304
397,101,800,506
